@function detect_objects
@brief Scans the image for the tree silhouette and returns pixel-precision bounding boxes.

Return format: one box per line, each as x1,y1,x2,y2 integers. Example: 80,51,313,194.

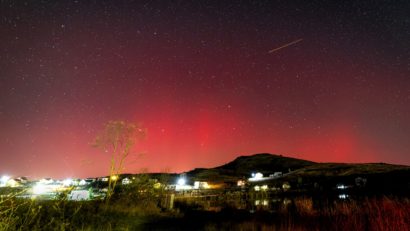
93,120,146,202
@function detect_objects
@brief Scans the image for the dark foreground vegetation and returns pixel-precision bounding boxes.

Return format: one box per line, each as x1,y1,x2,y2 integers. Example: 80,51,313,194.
1,192,409,230
168,196,410,231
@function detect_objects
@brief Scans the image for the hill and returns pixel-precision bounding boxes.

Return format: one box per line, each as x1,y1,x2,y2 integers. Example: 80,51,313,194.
186,153,315,182
184,153,409,188
122,153,409,189
289,162,410,178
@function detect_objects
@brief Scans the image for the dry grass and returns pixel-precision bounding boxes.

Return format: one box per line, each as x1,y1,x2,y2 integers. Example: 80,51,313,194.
1,191,409,231
200,197,410,231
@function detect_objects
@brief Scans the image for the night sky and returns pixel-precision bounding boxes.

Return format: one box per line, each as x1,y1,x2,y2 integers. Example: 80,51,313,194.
1,1,409,178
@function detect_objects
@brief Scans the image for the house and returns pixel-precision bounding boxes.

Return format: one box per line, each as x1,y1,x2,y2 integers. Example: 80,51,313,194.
39,178,54,185
7,179,21,187
69,189,91,201
98,177,109,182
249,172,264,181
122,177,131,185
193,181,210,189
79,179,88,186
237,180,246,187
270,172,283,178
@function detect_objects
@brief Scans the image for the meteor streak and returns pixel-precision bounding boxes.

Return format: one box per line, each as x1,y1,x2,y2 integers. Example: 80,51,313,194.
268,38,303,53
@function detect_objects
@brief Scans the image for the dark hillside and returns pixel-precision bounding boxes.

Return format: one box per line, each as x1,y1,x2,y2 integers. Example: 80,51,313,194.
187,153,315,182
215,153,315,175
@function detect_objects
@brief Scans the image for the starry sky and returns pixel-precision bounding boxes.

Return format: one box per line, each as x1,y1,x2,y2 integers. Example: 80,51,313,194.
1,1,409,178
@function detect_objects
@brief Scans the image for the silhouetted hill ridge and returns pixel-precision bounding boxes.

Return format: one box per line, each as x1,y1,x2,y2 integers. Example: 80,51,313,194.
216,153,315,172
187,153,316,182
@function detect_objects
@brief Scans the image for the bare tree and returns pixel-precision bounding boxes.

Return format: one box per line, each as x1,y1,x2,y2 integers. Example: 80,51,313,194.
93,121,146,201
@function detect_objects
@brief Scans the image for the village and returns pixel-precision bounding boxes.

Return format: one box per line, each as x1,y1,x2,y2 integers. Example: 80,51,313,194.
0,170,365,204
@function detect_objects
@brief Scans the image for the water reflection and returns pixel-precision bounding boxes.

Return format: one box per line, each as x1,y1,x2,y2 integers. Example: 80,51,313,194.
338,194,349,199
254,199,269,206
174,193,353,213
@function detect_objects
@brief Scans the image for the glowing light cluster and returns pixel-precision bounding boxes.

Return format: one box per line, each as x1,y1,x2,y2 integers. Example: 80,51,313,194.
0,175,10,187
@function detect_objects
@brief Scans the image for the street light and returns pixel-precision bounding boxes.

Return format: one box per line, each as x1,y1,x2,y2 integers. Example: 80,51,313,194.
177,178,186,186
